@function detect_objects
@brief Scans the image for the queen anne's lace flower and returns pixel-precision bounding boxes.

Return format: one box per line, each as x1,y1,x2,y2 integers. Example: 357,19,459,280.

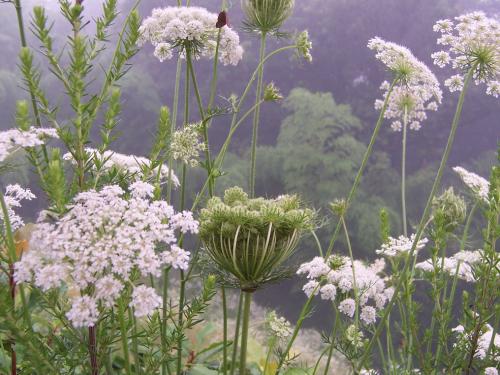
453,166,490,203
63,148,180,187
1,185,36,232
266,311,292,339
0,128,58,162
298,255,391,324
139,6,244,65
432,12,500,96
14,183,198,327
375,234,428,257
416,249,483,282
452,323,500,362
170,122,206,167
368,38,442,132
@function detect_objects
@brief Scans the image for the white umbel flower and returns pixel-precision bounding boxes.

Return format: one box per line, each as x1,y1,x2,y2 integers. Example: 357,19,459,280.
368,38,442,132
1,185,36,232
453,166,490,203
130,285,162,318
170,122,206,167
266,311,292,339
63,148,180,187
139,6,244,65
416,249,483,282
0,127,58,163
14,183,198,326
376,234,428,257
432,12,500,96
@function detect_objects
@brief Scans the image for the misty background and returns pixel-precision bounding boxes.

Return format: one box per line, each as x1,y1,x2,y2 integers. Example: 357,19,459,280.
0,0,498,331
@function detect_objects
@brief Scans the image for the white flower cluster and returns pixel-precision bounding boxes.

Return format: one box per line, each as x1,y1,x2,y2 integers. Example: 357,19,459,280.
453,166,490,203
1,185,35,232
297,256,393,325
485,368,498,375
432,12,500,96
170,122,206,167
453,323,500,361
416,249,483,282
14,182,198,327
368,38,442,132
63,148,180,187
266,311,292,339
375,234,429,257
139,6,244,65
0,127,58,162
375,80,442,132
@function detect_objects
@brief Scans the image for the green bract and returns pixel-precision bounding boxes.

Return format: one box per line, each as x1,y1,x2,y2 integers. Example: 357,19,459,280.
241,0,294,35
199,186,314,291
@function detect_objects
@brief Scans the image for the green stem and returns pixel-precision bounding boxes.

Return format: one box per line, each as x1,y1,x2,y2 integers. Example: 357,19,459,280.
221,286,228,375
326,78,399,257
229,293,243,375
263,336,276,375
322,307,340,375
239,291,253,375
161,267,171,375
341,216,359,328
249,32,267,197
129,309,141,375
460,202,478,250
167,58,183,204
356,65,476,372
118,300,131,375
176,270,186,375
401,107,408,237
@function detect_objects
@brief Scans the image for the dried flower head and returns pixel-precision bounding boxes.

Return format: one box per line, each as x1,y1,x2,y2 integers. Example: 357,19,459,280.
432,187,467,231
170,122,206,167
263,82,283,101
432,12,500,96
14,183,198,327
199,186,314,291
242,0,294,35
63,148,180,187
296,30,313,62
139,6,244,65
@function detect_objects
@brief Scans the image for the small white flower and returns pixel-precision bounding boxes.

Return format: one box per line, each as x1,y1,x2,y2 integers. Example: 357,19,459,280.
1,184,36,232
302,280,319,297
266,311,292,339
376,234,428,257
360,305,377,325
453,166,490,203
130,285,162,318
320,284,337,301
339,298,356,318
66,296,99,328
0,127,58,163
485,367,498,375
444,75,464,92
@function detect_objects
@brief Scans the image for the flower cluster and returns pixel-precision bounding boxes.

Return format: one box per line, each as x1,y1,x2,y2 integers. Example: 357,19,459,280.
416,249,483,282
170,122,206,167
452,323,500,362
0,127,58,162
266,311,292,339
375,234,428,257
368,38,442,132
63,148,180,187
453,166,490,203
297,255,393,325
432,12,499,96
1,185,35,232
296,30,313,63
199,187,314,291
138,6,244,65
14,183,198,327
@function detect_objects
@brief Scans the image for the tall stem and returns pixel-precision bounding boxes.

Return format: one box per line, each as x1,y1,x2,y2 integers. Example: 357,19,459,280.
356,66,476,372
89,326,99,375
341,216,359,327
460,201,478,250
229,293,243,375
326,79,398,257
401,107,409,237
249,32,267,197
239,291,253,375
118,301,131,375
161,268,171,375
221,286,228,375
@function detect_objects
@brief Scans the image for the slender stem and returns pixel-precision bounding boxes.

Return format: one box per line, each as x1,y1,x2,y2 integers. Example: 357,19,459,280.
88,326,99,375
460,201,478,250
326,78,399,257
176,270,186,375
167,58,183,204
341,216,359,327
263,336,276,374
229,293,243,375
401,106,409,237
249,32,267,197
129,309,141,375
161,268,171,375
239,291,253,375
221,286,228,375
356,65,476,372
322,307,340,375
118,300,131,375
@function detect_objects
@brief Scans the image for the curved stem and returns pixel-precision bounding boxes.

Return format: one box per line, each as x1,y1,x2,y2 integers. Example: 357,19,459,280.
249,32,267,197
239,291,252,375
326,78,398,257
356,66,476,372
